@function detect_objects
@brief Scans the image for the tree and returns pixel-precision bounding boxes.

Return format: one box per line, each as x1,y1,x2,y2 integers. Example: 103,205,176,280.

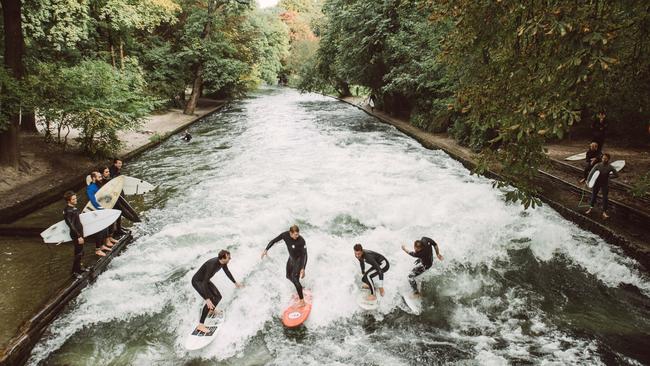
0,0,25,167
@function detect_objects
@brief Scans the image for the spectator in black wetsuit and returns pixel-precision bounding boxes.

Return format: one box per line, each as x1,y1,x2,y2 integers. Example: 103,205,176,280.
63,191,88,279
354,244,389,301
586,153,619,219
109,158,123,178
99,166,122,243
592,110,608,153
579,142,602,183
261,225,308,307
191,250,242,334
401,237,443,298
108,159,128,237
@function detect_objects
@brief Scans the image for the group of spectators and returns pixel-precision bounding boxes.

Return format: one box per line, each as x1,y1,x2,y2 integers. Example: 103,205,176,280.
63,158,129,278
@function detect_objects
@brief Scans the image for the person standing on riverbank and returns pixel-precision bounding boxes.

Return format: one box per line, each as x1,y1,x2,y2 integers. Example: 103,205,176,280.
191,250,242,334
261,225,308,307
586,153,619,219
109,158,123,178
63,191,88,278
401,237,443,297
87,171,113,256
354,244,389,301
579,142,602,183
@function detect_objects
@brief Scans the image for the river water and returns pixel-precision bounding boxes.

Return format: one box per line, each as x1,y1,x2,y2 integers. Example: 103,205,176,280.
28,87,650,365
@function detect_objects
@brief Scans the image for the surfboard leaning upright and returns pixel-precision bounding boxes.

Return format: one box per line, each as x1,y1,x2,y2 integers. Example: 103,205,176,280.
83,176,125,212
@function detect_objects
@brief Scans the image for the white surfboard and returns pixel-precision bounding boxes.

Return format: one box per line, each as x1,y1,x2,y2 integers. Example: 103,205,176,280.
357,288,379,311
184,309,225,351
122,175,156,195
401,290,423,315
587,170,600,188
611,160,625,173
40,209,122,244
83,176,125,212
565,152,586,161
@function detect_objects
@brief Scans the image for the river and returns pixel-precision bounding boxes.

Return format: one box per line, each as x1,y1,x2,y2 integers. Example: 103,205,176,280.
28,87,650,365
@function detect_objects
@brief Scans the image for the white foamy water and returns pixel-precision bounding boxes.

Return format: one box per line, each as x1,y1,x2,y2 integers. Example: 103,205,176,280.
28,88,650,365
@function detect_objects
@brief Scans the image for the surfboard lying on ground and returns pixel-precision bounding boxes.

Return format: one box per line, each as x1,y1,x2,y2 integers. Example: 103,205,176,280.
565,152,587,161
184,309,225,351
82,176,125,212
357,287,379,311
122,175,156,195
282,289,312,328
610,160,625,172
40,209,122,244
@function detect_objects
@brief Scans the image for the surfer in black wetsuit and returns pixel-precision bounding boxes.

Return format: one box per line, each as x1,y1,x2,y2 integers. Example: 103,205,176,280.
354,244,389,301
181,130,192,142
63,191,88,278
191,250,242,334
401,237,443,297
261,225,308,307
586,153,619,219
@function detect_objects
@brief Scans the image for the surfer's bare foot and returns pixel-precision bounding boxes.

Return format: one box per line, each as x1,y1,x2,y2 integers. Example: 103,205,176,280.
196,324,209,333
109,237,118,244
361,283,370,289
585,208,592,215
95,250,107,257
367,294,377,301
208,308,223,316
100,245,112,252
602,212,609,219
297,299,306,307
412,292,422,299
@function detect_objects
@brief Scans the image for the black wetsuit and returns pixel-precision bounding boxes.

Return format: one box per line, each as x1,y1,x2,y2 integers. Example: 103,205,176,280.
63,205,84,274
589,162,618,212
191,258,236,324
407,237,438,292
266,231,308,299
583,149,602,180
182,133,192,142
109,165,121,178
358,250,389,295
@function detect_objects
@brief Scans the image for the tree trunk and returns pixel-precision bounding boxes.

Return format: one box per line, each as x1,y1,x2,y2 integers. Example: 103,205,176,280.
119,40,124,69
184,63,203,115
0,0,25,167
183,0,217,115
21,109,38,132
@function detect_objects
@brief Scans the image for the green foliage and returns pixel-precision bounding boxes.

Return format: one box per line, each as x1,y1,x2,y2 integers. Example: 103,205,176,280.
29,60,155,156
631,172,650,198
0,68,23,132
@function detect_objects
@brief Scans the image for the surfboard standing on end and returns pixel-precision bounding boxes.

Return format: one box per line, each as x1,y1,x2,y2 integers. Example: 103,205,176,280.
40,209,122,244
282,289,313,328
83,175,125,212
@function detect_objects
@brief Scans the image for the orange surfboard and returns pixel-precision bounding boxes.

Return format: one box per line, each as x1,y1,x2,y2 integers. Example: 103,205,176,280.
282,289,312,328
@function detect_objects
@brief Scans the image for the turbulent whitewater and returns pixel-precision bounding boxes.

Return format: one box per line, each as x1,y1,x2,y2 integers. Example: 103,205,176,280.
29,88,650,365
